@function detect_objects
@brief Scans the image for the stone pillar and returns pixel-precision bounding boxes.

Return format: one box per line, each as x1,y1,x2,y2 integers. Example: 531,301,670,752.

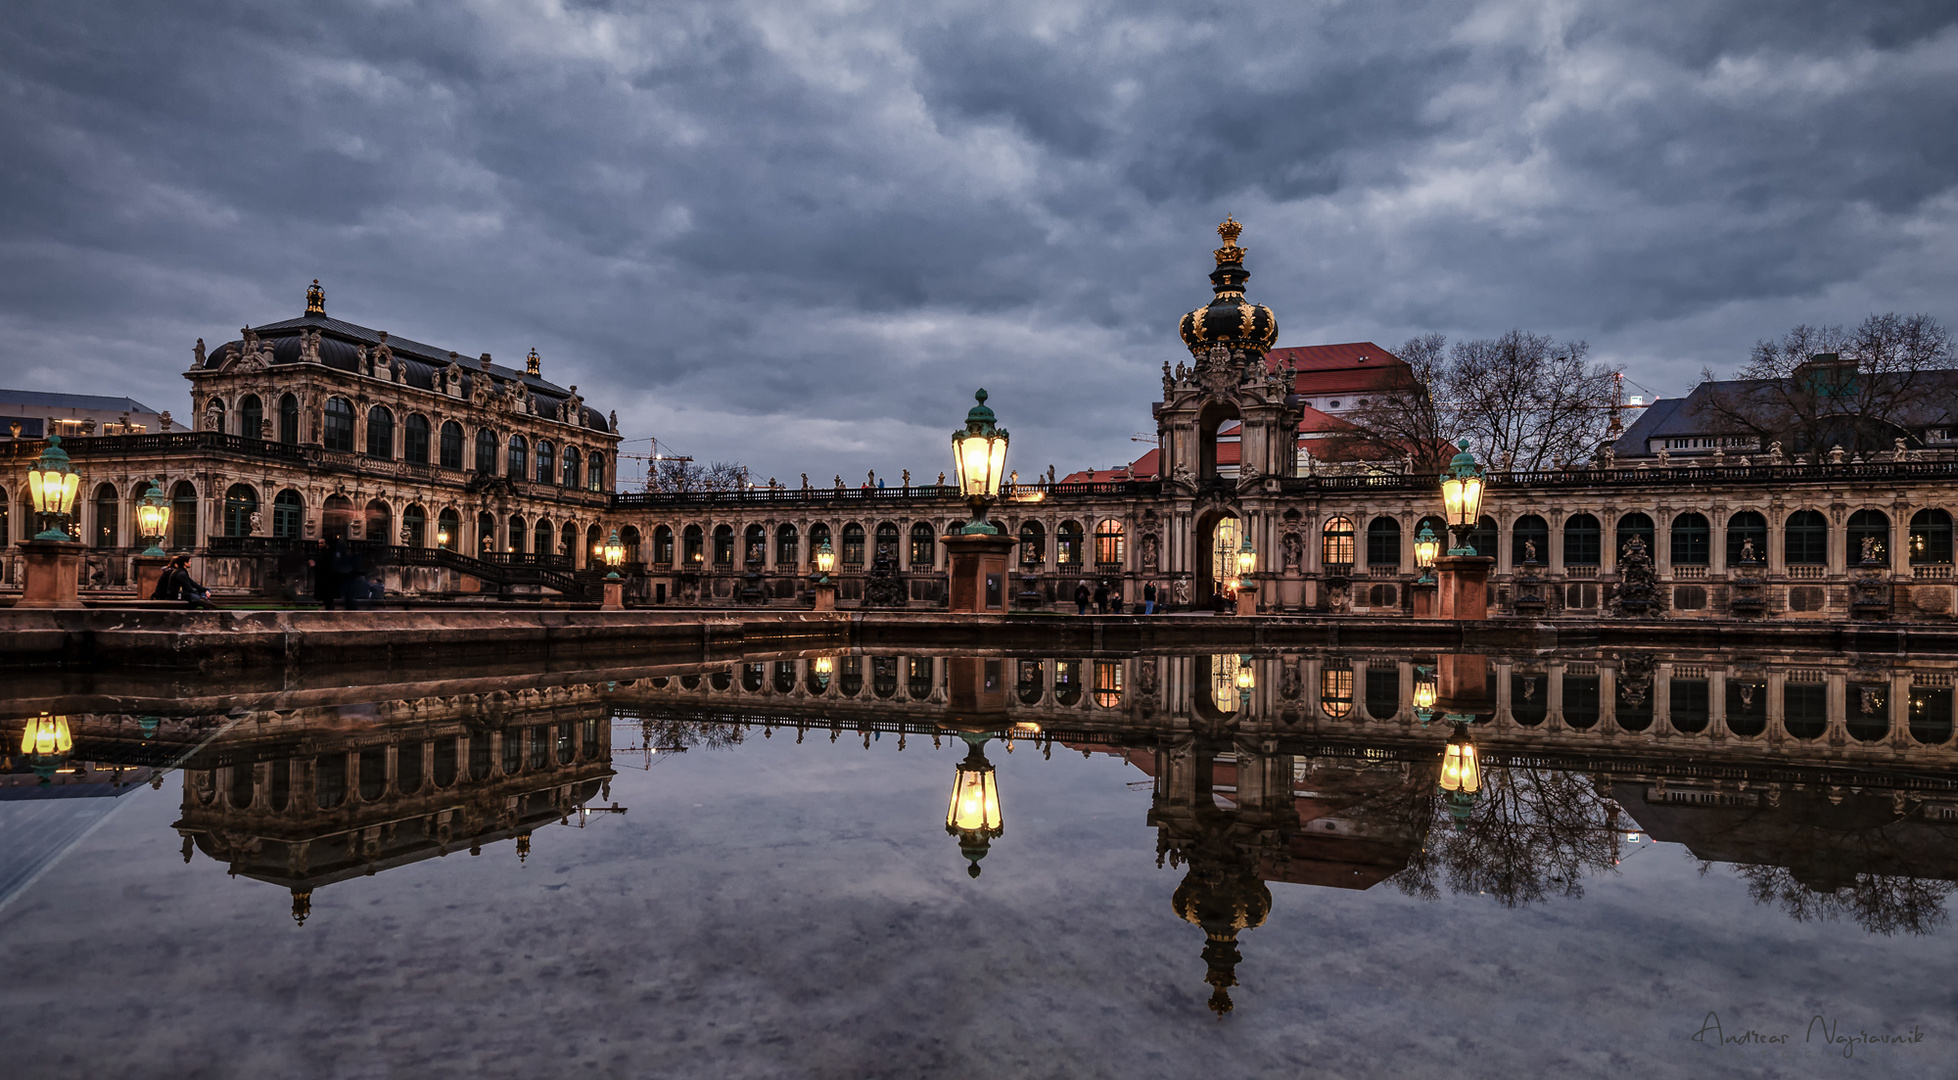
132,553,168,601
942,533,1017,613
18,539,84,609
1410,581,1437,617
602,578,624,611
1434,554,1494,620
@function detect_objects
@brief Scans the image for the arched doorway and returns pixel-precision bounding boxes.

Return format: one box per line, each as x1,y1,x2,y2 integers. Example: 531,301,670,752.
1195,509,1240,611
1198,402,1241,482
322,495,355,541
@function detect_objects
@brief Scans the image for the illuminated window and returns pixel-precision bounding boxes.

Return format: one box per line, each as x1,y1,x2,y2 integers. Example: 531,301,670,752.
1322,516,1354,566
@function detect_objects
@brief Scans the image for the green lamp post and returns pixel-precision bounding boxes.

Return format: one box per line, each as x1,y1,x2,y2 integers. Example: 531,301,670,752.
1438,439,1486,556
602,528,625,579
946,732,1004,878
27,435,82,541
137,480,172,556
1413,524,1441,584
951,390,1009,535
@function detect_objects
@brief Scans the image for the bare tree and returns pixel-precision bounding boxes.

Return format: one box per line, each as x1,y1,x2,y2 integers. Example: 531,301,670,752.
1735,864,1953,936
1450,331,1616,473
1389,765,1625,907
1691,313,1953,456
1316,333,1457,472
647,458,750,493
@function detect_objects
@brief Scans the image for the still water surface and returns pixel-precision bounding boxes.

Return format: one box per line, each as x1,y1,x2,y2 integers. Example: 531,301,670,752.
2,647,1954,1078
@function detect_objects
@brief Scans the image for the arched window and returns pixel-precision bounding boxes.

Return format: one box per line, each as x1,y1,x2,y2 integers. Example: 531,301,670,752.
683,524,704,565
1322,515,1355,566
403,414,430,465
910,522,935,568
744,524,766,564
0,488,8,547
1093,661,1123,709
1909,684,1953,745
1095,518,1126,567
1616,512,1654,560
620,525,641,563
586,523,602,566
1670,512,1710,565
1670,678,1710,734
1910,509,1952,565
562,446,580,488
170,481,198,549
365,500,391,545
534,518,553,556
1784,682,1827,739
873,521,900,564
508,514,526,554
323,494,354,541
1847,509,1890,565
841,522,865,566
323,397,355,452
1512,514,1549,565
1563,514,1601,566
278,394,299,445
1468,516,1497,558
507,435,528,479
1727,511,1768,566
239,394,263,440
403,504,427,547
1320,666,1353,719
91,483,118,547
536,440,555,485
273,489,304,539
472,512,492,554
475,429,499,474
1057,521,1084,566
588,451,605,492
1727,680,1767,738
654,525,675,566
776,523,799,567
1019,521,1046,566
436,507,460,549
713,524,735,566
1785,510,1827,566
1366,516,1401,568
1847,682,1889,742
223,484,258,538
439,421,464,469
366,406,394,458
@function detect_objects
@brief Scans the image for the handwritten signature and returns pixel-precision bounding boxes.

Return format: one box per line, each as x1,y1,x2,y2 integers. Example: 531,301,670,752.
1692,1012,1929,1059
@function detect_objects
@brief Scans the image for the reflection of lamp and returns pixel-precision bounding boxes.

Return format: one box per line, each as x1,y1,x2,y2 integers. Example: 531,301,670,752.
21,712,73,784
137,480,172,556
1438,440,1485,555
950,389,1009,535
1413,664,1438,724
603,528,625,579
946,733,1003,877
28,436,83,541
813,655,834,676
1234,654,1255,691
1413,525,1440,584
1438,722,1482,830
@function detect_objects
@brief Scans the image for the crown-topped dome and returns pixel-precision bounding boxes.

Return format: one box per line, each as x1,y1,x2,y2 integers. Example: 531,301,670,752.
1178,217,1278,357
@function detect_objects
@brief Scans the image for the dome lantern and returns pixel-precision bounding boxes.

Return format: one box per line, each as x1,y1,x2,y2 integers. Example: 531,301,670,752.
1178,217,1278,359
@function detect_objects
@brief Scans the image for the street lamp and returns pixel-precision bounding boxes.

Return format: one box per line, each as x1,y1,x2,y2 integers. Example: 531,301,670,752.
950,389,1009,535
27,435,82,541
812,538,835,584
1438,721,1482,829
437,528,451,550
1413,524,1440,584
1438,439,1486,555
1235,536,1257,578
1413,664,1438,724
20,712,74,785
136,480,172,557
603,528,625,579
1234,654,1255,692
946,733,1003,877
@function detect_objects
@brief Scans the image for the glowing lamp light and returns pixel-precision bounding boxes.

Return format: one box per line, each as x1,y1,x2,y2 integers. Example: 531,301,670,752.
21,712,73,785
945,734,1004,877
1437,439,1486,555
1438,724,1481,796
437,529,451,549
950,389,1010,535
1413,665,1438,712
136,480,172,556
813,655,834,676
1234,654,1255,692
1413,525,1441,584
27,435,83,541
1235,536,1257,578
602,528,625,579
812,538,836,583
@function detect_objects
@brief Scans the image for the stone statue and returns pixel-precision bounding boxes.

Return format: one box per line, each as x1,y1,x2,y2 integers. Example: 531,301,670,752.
801,473,809,490
193,338,206,366
1829,444,1845,465
1171,462,1194,486
1767,441,1783,464
1162,361,1174,397
834,475,844,490
1523,538,1538,563
1141,533,1159,569
480,352,494,371
1172,577,1192,605
356,344,370,375
1657,448,1670,468
938,472,946,486
159,411,172,431
1739,537,1757,563
248,510,263,535
1282,532,1302,572
1862,536,1883,563
303,329,323,364
902,469,912,487
1895,437,1910,462
373,331,393,374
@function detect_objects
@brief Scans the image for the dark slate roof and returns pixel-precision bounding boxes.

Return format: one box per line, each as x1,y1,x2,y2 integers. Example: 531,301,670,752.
199,313,612,435
0,389,161,414
1609,396,1686,456
1610,370,1958,457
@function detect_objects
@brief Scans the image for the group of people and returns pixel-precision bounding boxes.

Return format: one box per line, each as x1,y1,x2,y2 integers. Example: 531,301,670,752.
148,539,388,610
1073,579,1159,615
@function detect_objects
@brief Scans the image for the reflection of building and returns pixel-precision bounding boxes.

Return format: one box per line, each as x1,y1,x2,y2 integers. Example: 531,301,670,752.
0,281,620,598
172,695,616,922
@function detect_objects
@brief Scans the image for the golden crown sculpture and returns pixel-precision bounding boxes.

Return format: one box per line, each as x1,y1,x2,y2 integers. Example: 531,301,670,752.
1213,216,1244,265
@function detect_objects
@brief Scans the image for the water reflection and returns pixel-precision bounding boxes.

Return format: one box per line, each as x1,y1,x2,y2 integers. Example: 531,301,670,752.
7,644,1957,1015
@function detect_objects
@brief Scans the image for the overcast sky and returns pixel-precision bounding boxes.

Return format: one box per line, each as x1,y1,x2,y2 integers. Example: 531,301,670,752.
2,1,1953,483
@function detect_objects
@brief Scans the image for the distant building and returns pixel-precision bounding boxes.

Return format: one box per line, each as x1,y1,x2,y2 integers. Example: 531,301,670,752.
0,389,166,440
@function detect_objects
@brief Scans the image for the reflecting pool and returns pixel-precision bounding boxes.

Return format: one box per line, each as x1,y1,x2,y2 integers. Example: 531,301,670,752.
3,646,1955,1078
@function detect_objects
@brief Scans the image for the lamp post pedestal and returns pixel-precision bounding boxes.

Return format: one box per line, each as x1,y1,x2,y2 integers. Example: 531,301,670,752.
1434,554,1495,620
941,533,1017,613
811,581,837,611
602,579,624,611
1435,652,1491,715
1410,580,1438,617
19,539,84,609
132,553,169,601
1234,582,1258,617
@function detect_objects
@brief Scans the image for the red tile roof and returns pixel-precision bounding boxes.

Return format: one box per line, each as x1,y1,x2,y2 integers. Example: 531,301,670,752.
1267,341,1416,396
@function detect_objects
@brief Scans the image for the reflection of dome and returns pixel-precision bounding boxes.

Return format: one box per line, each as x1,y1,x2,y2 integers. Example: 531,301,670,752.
1178,217,1278,357
1172,862,1273,1016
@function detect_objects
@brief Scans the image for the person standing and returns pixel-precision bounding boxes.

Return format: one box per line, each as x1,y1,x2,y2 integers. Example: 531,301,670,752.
1074,581,1092,615
1093,579,1110,614
1143,580,1158,615
1109,585,1125,615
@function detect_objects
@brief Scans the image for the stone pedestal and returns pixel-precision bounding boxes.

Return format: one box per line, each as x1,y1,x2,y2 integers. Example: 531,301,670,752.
1436,652,1491,718
1235,584,1258,617
1410,581,1437,617
132,554,169,601
1435,555,1495,620
18,540,84,609
941,533,1018,613
602,579,624,611
812,582,836,612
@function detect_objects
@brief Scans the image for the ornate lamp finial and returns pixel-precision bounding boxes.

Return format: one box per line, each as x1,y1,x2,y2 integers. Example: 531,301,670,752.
305,279,324,316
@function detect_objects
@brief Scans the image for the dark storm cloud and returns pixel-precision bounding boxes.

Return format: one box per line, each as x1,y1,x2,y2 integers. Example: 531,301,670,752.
0,0,1953,480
